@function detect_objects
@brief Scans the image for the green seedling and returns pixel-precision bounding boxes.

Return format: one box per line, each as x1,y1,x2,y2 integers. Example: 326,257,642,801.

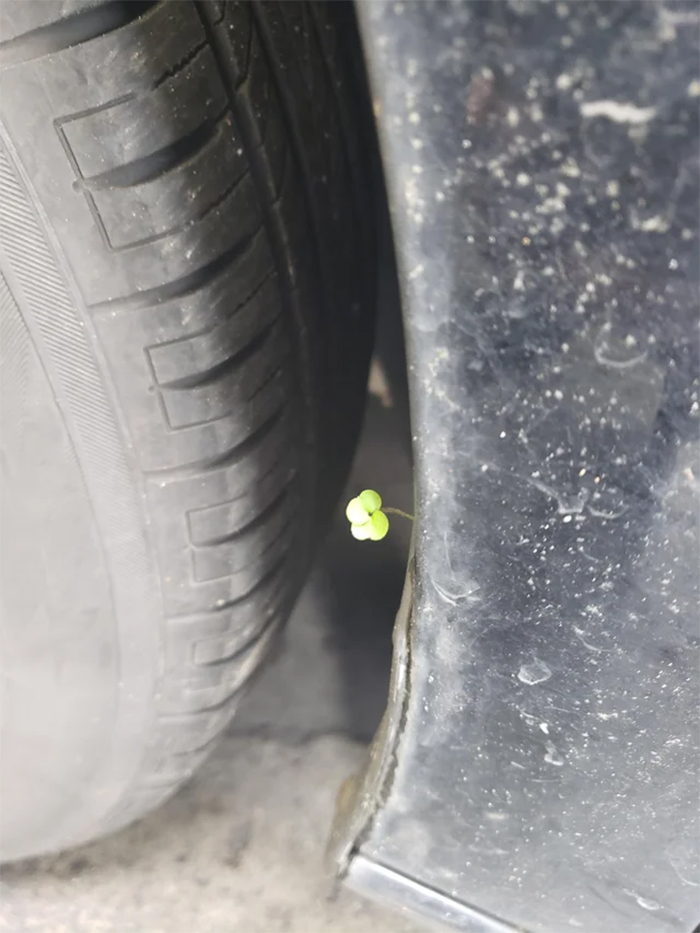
345,488,414,541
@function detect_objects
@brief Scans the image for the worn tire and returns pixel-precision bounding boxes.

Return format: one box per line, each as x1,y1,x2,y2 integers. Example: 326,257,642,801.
0,0,374,860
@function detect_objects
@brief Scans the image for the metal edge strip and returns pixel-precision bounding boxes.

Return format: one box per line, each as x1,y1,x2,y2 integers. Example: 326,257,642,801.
345,854,527,933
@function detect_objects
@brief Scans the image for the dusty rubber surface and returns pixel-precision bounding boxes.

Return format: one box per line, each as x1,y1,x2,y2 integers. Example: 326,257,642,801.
0,0,375,858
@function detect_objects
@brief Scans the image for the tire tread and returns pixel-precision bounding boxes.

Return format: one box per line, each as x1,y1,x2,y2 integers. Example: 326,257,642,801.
0,0,373,848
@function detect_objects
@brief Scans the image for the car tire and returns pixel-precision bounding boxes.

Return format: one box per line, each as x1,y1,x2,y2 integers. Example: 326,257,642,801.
0,0,375,860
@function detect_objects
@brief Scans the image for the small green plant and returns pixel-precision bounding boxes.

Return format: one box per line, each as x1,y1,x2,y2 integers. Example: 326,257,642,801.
345,488,414,541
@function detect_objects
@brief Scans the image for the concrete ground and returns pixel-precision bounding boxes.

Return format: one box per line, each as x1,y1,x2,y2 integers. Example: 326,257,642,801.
0,375,424,932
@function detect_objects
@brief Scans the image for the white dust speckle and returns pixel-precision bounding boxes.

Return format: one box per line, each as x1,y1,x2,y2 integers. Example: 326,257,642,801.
556,73,573,91
544,743,564,766
537,196,565,214
580,100,656,124
518,659,552,685
560,159,581,178
636,214,670,233
635,896,661,912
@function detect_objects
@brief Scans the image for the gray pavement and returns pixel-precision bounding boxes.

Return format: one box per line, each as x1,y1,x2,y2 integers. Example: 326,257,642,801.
0,385,423,933
0,735,420,933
